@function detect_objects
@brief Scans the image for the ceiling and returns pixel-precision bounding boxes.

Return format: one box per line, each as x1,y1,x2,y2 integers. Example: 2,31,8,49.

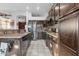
0,3,53,17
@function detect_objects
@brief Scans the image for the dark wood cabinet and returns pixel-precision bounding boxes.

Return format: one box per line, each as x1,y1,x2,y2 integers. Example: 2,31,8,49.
55,4,60,20
59,10,79,55
59,42,77,56
74,3,79,10
47,3,79,56
47,35,54,55
58,3,79,56
60,3,75,17
18,22,26,33
46,33,59,56
18,22,26,29
43,20,48,27
49,9,54,17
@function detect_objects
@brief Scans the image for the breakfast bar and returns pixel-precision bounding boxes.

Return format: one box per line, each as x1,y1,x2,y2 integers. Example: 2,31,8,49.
0,32,32,56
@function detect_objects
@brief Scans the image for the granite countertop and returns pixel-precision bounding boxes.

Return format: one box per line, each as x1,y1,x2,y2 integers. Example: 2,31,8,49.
0,29,18,31
47,32,58,38
0,32,31,39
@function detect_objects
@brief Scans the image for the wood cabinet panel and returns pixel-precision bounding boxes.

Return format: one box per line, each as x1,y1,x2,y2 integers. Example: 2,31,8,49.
75,3,79,9
49,9,54,17
59,11,79,52
18,22,26,29
60,42,77,56
60,3,75,17
55,4,60,20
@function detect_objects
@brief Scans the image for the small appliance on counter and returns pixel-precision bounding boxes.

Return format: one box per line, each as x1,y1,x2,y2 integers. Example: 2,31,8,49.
18,22,26,33
18,16,26,33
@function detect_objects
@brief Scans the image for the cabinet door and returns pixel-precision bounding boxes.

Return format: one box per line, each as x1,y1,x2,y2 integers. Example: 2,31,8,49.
75,3,79,9
49,9,54,17
60,3,75,17
59,43,77,56
59,11,79,52
55,4,60,20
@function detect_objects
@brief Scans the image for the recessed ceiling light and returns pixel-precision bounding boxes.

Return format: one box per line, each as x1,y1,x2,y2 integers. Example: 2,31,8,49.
55,6,59,10
36,6,40,11
55,5,66,10
26,6,29,10
14,45,19,49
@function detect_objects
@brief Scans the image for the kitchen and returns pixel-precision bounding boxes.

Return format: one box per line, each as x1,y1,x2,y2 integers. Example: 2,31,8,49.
0,3,79,56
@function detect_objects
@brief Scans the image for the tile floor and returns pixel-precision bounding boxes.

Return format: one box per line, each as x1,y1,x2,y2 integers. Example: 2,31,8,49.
26,40,52,56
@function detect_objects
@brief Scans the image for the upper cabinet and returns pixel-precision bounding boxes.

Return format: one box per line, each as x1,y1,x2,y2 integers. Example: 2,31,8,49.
48,3,78,20
75,3,79,9
55,4,60,20
48,9,54,17
59,13,78,51
60,3,75,17
47,3,79,26
0,18,15,30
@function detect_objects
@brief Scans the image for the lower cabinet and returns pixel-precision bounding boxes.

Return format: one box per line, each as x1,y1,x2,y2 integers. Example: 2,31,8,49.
59,42,77,56
49,41,54,55
46,34,59,56
45,32,49,47
59,11,79,56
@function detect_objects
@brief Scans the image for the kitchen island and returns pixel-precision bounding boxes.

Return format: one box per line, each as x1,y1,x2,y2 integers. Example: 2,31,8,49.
0,32,32,56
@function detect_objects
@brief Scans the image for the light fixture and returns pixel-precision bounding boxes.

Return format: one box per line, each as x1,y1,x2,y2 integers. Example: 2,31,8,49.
26,6,29,10
55,6,59,10
14,45,19,49
36,6,40,11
